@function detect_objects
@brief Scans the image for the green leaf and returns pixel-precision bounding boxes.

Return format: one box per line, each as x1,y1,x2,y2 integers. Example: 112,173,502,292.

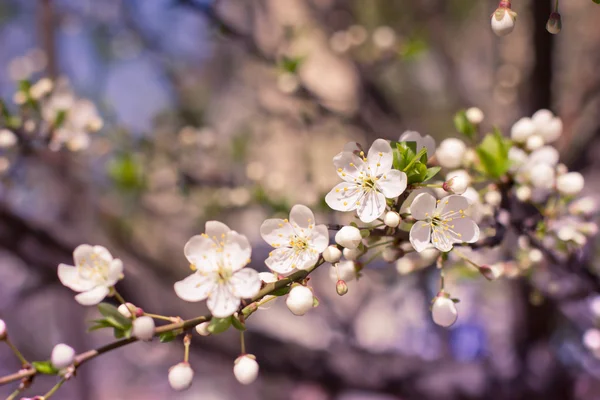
32,361,59,375
208,317,232,334
406,162,428,184
453,110,476,140
231,316,246,331
423,166,441,182
279,56,304,74
475,131,511,179
108,154,144,190
159,331,177,343
97,303,132,330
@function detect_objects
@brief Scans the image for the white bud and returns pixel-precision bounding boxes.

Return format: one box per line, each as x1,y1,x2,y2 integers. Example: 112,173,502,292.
322,245,342,263
118,303,139,318
195,321,211,336
557,226,577,242
0,319,6,340
335,226,362,249
529,163,555,189
491,6,517,37
569,196,598,216
444,170,470,195
436,138,466,169
515,185,531,202
51,343,75,369
510,118,536,143
432,295,458,327
528,248,543,263
286,286,314,316
383,211,400,228
584,329,600,351
525,134,544,151
396,258,415,275
579,222,598,236
556,172,584,196
484,190,502,207
234,354,259,385
590,296,600,318
330,260,357,282
528,146,559,166
508,147,528,172
132,316,155,341
0,129,17,149
168,362,194,391
343,247,362,261
465,107,484,124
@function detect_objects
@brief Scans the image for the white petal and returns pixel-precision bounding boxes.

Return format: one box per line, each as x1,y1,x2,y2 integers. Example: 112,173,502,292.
74,286,109,306
356,191,386,223
223,231,252,272
289,204,316,232
57,264,96,292
309,224,329,253
106,259,123,286
260,218,294,247
376,169,407,198
259,272,278,283
333,151,368,182
409,222,432,253
431,228,454,252
265,247,298,274
174,273,216,302
295,250,319,270
437,195,470,215
450,218,480,243
92,246,113,263
184,235,218,271
205,221,231,240
325,183,362,212
72,244,95,267
367,138,393,176
229,268,261,299
207,284,240,318
399,131,436,159
410,193,437,220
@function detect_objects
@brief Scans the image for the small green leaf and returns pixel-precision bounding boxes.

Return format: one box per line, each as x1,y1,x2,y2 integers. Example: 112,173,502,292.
423,166,441,182
476,131,511,179
159,331,177,343
312,296,320,308
208,317,232,334
97,303,132,330
231,316,246,331
406,162,428,184
32,361,59,375
279,56,304,74
54,110,67,127
454,110,476,140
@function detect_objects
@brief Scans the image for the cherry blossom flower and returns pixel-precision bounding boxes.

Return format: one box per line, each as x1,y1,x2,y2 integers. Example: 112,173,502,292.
58,245,123,306
409,193,480,252
325,139,407,223
174,221,261,318
260,205,328,274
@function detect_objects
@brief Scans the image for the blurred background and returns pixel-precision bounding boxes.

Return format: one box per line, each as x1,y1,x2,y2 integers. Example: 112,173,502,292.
1,0,600,399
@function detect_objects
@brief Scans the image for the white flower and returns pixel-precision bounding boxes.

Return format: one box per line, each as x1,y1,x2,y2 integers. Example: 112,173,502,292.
432,295,458,327
383,211,401,228
132,316,155,341
529,163,555,190
556,172,584,196
174,221,261,318
569,196,598,216
435,138,466,169
0,319,6,340
409,193,480,252
491,6,517,37
322,245,342,263
195,321,211,336
515,185,531,201
58,245,123,306
330,260,357,282
443,170,470,195
465,107,484,124
531,109,562,143
525,134,544,151
510,118,536,143
260,205,328,275
325,139,407,223
286,285,314,316
0,129,17,148
342,247,362,261
234,355,259,385
51,344,75,369
168,362,194,391
118,303,139,318
335,226,362,249
398,130,436,159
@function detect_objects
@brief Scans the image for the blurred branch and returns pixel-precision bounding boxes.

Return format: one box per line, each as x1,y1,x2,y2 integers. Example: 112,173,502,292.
39,0,57,78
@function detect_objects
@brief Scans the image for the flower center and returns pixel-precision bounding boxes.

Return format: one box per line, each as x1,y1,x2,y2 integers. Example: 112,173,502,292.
77,253,109,283
290,235,309,252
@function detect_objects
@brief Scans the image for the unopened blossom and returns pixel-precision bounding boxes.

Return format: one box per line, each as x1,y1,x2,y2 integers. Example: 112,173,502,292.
336,279,348,296
342,247,362,261
444,170,470,195
384,211,401,228
322,245,342,263
436,138,467,169
546,12,562,34
531,109,562,143
335,226,362,249
556,172,584,196
432,294,458,327
0,129,17,148
168,362,194,391
51,344,75,369
525,134,544,151
234,355,259,385
398,130,436,159
325,139,407,223
174,221,261,318
0,319,6,340
409,193,480,252
118,303,141,318
58,245,123,306
491,1,517,37
132,316,155,341
510,118,536,143
260,205,328,274
286,285,314,316
569,196,598,216
195,321,211,336
465,107,484,124
484,190,502,207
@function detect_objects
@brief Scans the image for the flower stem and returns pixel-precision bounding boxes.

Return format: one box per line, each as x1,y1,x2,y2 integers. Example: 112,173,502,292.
183,334,191,363
43,377,67,399
402,148,427,172
144,313,174,322
240,331,246,355
6,388,22,400
5,338,28,366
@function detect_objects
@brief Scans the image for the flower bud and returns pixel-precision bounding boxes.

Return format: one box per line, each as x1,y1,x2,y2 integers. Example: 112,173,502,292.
510,118,535,143
168,362,194,391
528,248,543,263
443,173,469,195
546,12,561,34
530,163,555,190
383,211,401,228
0,319,6,340
569,196,598,216
436,138,466,169
336,279,348,296
286,285,314,316
234,354,259,385
51,343,75,369
583,328,600,351
322,245,342,263
465,107,484,125
478,265,501,281
118,303,141,318
515,185,532,202
525,134,544,151
491,1,517,37
132,316,155,341
484,190,502,207
556,172,584,196
195,321,211,336
0,129,17,149
431,294,458,327
335,226,362,249
395,258,415,275
343,247,362,261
